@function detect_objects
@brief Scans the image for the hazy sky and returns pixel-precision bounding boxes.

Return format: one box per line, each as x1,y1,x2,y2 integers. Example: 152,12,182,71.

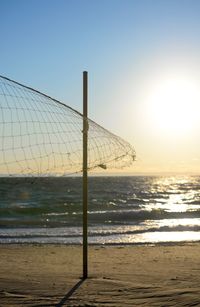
1,0,200,174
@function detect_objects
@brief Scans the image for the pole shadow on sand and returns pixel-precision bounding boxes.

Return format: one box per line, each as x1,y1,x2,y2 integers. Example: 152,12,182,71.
55,278,85,306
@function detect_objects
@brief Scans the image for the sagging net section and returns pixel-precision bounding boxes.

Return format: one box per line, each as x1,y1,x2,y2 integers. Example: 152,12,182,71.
0,75,136,176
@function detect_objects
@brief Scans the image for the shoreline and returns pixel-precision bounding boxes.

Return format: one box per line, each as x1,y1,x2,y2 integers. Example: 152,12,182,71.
0,240,200,249
1,242,200,306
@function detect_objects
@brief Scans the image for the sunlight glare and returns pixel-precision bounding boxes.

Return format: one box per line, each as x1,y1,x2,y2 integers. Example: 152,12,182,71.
147,76,200,137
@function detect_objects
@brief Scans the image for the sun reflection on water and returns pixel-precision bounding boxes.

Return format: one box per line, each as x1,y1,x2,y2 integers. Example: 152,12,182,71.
140,231,200,243
147,176,200,213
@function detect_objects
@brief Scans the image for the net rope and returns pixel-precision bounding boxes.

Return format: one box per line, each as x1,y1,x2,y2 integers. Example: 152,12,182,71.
0,75,136,176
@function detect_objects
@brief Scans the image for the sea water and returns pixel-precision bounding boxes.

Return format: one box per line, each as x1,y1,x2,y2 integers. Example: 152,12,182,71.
0,176,200,244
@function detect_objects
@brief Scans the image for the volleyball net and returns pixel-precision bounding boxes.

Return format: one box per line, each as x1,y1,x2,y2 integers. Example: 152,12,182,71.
0,75,136,176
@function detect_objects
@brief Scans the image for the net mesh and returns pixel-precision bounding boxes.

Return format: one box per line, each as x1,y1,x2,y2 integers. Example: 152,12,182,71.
0,75,136,176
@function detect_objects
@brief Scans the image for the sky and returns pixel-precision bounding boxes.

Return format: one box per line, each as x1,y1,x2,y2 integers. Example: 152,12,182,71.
1,0,200,174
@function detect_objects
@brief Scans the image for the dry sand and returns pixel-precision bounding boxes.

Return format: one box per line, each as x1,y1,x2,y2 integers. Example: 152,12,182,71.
0,243,200,306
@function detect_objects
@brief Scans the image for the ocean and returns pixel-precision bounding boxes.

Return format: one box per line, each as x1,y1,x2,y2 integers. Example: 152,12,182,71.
0,176,200,245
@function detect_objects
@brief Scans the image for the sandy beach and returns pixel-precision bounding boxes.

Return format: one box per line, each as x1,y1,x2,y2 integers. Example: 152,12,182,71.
0,243,200,306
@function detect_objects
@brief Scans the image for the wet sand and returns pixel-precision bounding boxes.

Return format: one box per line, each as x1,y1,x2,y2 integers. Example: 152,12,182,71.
0,243,200,306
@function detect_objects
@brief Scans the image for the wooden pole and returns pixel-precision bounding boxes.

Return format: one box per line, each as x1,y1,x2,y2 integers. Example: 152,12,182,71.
83,71,88,279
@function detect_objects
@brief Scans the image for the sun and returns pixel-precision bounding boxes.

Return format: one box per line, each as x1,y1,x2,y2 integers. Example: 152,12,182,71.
147,76,200,137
